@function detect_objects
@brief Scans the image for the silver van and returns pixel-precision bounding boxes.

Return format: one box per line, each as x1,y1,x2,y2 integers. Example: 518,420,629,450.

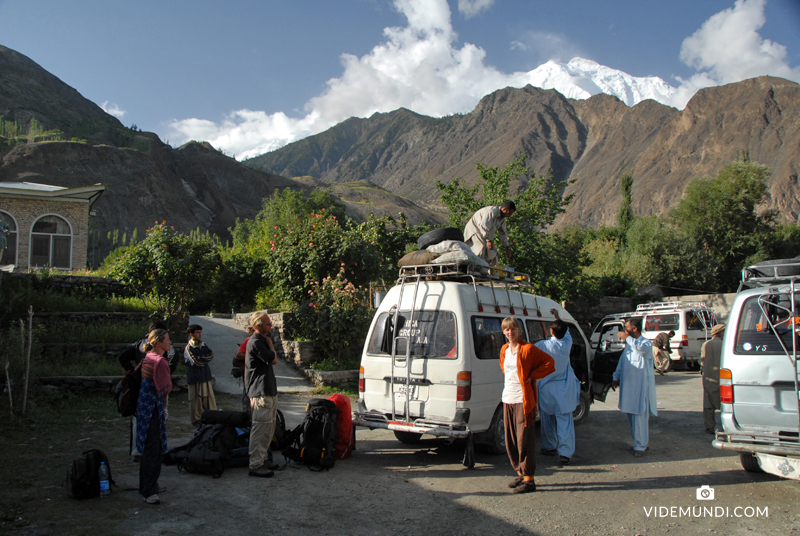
353,263,593,466
712,259,800,479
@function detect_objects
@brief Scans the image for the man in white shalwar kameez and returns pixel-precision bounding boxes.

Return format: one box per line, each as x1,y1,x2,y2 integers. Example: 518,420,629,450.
535,309,581,464
611,317,657,457
463,201,515,266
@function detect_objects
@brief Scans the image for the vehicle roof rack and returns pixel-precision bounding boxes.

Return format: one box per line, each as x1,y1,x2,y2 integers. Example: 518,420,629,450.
635,301,708,313
740,259,800,290
398,262,533,288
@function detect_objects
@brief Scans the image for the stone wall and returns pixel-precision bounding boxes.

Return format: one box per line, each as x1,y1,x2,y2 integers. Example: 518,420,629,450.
0,196,90,270
1,271,128,295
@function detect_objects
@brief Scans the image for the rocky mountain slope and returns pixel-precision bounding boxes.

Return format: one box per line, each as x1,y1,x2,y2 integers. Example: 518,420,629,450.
0,45,439,266
247,76,800,228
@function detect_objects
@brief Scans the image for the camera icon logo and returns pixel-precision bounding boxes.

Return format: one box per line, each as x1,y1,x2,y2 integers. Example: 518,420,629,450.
696,485,715,500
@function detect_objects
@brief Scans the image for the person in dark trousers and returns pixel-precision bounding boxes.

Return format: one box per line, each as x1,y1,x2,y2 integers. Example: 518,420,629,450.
118,320,177,458
499,317,555,494
184,324,217,427
246,311,279,478
136,329,172,505
701,324,725,433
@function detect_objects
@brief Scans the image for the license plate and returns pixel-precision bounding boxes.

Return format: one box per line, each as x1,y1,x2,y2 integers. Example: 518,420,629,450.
395,384,418,399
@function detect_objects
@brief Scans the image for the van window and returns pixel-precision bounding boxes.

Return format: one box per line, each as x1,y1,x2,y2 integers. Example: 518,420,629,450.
686,310,712,331
525,320,546,343
366,311,457,359
472,317,506,360
734,295,800,355
644,314,679,332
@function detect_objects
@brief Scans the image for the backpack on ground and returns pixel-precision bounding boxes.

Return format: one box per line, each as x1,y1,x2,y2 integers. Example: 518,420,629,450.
284,398,338,471
327,393,355,460
66,449,114,500
271,408,295,452
164,423,238,478
112,362,142,417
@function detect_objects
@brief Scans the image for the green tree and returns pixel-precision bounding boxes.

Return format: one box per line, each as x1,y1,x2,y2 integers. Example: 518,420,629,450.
616,169,634,237
108,222,220,317
670,157,776,289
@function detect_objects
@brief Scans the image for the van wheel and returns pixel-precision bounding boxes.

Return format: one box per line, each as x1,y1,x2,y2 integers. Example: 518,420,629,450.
740,452,763,473
573,391,591,426
394,431,423,444
483,405,506,455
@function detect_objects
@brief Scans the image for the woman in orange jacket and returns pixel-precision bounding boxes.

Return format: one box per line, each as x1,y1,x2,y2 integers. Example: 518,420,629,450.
499,317,555,494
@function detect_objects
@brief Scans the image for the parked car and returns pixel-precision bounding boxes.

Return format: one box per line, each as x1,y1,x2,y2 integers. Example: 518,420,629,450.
353,262,593,463
712,258,800,479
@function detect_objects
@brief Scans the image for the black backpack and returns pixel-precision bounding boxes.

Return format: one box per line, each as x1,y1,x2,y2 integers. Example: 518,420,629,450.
284,398,338,471
112,362,142,417
66,449,114,500
165,424,238,478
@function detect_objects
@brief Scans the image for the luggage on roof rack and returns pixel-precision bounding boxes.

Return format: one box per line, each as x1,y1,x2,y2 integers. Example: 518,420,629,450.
397,262,532,287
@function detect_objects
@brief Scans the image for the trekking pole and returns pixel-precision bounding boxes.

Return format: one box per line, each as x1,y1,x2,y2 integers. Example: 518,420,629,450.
22,306,32,416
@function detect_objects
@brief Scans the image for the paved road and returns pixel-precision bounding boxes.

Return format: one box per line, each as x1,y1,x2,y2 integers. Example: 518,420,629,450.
188,315,315,426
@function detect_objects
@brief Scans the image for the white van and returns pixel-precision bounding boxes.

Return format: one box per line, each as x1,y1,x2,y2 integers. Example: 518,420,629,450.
353,263,593,461
590,302,717,370
712,258,800,479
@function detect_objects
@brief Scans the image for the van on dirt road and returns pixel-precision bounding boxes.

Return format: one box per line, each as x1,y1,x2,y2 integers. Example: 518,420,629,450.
712,258,800,479
352,263,593,465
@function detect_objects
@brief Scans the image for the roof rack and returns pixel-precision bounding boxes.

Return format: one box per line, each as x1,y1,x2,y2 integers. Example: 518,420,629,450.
635,301,708,313
397,262,533,288
740,259,800,290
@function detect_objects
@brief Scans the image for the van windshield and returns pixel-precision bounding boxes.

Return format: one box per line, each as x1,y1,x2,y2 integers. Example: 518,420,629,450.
735,295,800,355
366,311,457,359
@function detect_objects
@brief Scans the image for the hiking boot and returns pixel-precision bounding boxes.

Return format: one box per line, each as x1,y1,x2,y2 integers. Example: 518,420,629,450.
512,481,537,494
507,475,524,489
560,456,570,465
144,494,160,505
249,465,274,478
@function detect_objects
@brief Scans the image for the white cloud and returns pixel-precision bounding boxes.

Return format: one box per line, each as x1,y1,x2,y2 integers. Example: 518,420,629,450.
457,0,495,18
100,101,126,118
167,0,800,159
671,0,800,107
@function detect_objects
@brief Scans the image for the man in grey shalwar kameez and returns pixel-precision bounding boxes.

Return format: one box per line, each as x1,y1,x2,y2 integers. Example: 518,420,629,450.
463,200,515,266
611,317,657,456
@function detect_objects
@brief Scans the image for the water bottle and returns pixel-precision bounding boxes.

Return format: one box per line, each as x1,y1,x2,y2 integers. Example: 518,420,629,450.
99,461,110,498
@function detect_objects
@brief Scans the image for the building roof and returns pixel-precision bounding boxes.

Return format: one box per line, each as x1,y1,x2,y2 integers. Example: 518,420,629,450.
0,182,105,208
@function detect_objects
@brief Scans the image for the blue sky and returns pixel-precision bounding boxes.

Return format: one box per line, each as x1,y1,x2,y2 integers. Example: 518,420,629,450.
0,0,798,158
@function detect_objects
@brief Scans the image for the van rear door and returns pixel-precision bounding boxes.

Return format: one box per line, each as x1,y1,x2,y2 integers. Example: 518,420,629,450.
364,309,461,422
730,294,799,431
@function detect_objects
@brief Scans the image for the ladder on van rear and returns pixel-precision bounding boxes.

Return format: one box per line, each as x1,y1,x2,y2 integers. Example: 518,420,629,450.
387,262,537,424
739,261,800,435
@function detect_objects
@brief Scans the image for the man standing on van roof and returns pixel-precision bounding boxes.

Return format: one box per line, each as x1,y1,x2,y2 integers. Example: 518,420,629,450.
463,200,515,266
611,317,657,457
701,324,725,434
535,309,580,465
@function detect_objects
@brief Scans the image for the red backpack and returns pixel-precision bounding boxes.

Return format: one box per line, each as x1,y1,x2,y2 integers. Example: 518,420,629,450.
327,393,354,459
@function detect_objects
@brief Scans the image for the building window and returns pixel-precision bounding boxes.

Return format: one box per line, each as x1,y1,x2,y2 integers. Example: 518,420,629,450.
30,215,72,269
0,210,18,266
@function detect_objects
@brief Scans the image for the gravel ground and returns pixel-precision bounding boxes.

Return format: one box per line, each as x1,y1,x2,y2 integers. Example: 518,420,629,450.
105,365,798,536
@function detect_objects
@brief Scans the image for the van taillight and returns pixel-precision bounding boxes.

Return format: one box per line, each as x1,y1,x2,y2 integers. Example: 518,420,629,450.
359,366,365,393
681,334,688,347
720,368,733,404
457,371,471,401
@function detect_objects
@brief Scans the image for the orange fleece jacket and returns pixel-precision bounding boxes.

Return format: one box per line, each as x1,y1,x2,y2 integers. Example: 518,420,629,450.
499,340,556,426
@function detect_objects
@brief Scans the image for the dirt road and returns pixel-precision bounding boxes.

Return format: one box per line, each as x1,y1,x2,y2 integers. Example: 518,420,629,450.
103,369,798,536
